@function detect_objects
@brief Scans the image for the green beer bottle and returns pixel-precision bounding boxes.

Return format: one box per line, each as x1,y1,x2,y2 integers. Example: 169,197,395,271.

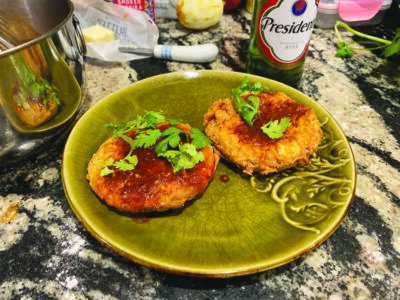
247,0,319,87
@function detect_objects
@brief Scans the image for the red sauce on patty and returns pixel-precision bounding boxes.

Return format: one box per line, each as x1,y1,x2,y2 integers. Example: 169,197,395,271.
100,123,211,211
233,92,309,146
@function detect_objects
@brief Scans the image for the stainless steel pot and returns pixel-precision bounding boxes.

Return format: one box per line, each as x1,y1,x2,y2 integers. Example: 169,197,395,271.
0,0,86,166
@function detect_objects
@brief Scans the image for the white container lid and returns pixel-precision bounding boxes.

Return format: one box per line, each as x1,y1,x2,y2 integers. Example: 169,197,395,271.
319,0,339,13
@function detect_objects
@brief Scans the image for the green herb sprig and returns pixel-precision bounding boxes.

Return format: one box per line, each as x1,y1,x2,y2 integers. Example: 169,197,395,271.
232,77,291,139
335,21,400,58
159,143,205,173
261,117,292,139
232,76,269,126
101,111,211,176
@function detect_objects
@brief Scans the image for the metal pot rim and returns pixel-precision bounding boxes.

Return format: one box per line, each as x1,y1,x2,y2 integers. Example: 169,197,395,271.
0,0,74,58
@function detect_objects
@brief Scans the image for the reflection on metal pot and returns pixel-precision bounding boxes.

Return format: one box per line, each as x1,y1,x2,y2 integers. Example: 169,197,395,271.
0,0,86,166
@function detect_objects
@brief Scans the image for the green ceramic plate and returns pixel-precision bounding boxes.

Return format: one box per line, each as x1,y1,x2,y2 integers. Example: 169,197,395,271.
62,70,356,277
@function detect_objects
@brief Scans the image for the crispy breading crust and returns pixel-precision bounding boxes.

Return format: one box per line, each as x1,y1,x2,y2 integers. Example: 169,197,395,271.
203,91,322,175
87,122,219,213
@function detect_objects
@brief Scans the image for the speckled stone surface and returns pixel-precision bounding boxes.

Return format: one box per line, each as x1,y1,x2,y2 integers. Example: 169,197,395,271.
1,4,400,299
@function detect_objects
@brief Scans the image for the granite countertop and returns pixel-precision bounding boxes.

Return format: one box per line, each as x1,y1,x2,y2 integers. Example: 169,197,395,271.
1,4,400,299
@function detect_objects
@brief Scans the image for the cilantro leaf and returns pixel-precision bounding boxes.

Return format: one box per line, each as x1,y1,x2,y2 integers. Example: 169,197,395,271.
168,118,183,125
113,155,138,171
119,135,136,151
99,152,138,175
101,111,210,175
190,128,211,149
100,167,114,176
383,28,400,57
336,41,354,58
261,117,292,139
105,119,141,138
159,144,205,173
99,158,115,176
134,129,162,148
143,111,166,128
105,111,165,138
232,77,269,126
155,127,186,154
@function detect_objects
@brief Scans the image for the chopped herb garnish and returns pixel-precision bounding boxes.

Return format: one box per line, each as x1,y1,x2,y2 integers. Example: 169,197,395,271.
261,117,292,139
113,154,138,171
232,77,292,139
232,76,269,126
100,111,210,176
99,158,116,177
158,144,205,173
190,127,212,149
105,111,166,137
155,127,185,154
134,129,162,148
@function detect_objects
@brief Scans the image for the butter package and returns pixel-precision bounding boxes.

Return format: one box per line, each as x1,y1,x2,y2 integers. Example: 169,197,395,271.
82,25,115,42
105,0,156,22
73,0,159,62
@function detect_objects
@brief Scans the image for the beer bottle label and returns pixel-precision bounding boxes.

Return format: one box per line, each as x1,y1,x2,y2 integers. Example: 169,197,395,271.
258,0,318,65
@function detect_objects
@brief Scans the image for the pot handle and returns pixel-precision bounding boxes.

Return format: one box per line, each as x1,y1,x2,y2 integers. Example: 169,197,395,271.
72,14,87,56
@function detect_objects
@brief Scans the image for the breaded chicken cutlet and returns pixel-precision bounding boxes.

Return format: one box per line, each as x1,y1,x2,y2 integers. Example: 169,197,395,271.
203,89,322,175
87,117,219,213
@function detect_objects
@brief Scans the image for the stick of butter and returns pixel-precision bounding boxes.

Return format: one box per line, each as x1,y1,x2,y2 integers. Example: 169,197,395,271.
82,25,114,43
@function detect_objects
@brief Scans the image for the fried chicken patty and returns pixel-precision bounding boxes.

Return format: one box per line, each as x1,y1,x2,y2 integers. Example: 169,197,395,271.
87,122,219,213
203,91,322,175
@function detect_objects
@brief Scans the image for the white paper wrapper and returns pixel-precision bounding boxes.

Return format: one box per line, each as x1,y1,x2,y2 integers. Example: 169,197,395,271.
73,0,159,62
